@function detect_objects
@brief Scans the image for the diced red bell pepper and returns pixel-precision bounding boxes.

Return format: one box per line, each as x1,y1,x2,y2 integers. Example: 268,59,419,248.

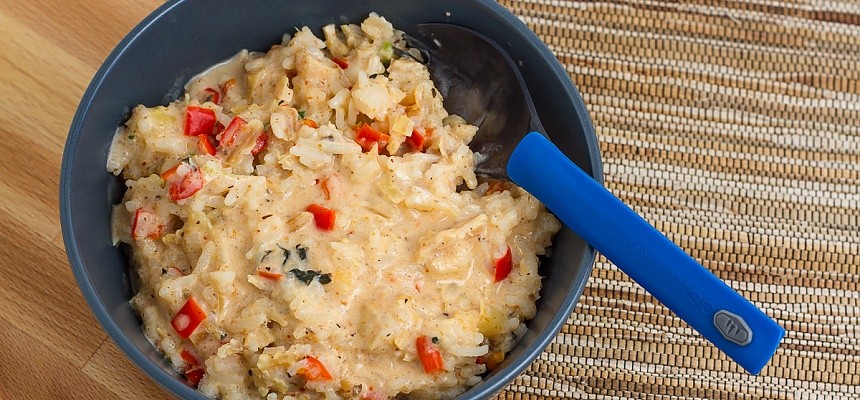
184,367,204,388
212,121,225,137
251,133,268,156
407,129,426,152
218,116,247,148
416,336,444,374
171,297,206,339
184,106,217,136
493,246,513,282
306,204,336,231
297,356,333,381
197,134,217,156
131,208,163,240
167,167,205,201
332,57,349,69
180,348,200,367
203,87,221,105
355,123,390,153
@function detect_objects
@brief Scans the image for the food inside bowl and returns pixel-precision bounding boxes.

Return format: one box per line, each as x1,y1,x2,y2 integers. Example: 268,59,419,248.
107,13,560,400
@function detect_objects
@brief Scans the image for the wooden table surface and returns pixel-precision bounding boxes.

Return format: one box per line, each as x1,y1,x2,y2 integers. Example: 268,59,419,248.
0,1,171,398
5,0,858,399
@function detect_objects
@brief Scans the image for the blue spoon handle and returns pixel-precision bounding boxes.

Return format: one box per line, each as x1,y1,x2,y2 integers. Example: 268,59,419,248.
507,132,785,374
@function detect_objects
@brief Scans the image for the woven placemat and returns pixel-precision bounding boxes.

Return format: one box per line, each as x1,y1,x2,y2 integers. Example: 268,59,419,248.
495,1,860,398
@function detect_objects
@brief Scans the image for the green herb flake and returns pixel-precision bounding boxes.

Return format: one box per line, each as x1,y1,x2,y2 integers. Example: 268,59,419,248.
279,245,291,266
290,268,332,285
379,41,394,66
298,110,306,119
296,245,308,260
128,135,135,140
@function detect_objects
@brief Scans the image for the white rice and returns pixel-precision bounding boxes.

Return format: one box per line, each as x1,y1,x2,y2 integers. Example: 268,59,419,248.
107,13,560,400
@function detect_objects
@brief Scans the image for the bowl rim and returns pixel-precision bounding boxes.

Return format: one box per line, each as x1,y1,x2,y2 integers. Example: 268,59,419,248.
60,1,207,397
60,0,601,398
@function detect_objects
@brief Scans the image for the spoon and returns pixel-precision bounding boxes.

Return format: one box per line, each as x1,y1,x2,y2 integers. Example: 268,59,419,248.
413,23,785,374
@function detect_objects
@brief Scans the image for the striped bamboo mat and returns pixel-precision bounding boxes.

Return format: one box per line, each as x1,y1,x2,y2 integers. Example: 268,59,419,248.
496,1,860,399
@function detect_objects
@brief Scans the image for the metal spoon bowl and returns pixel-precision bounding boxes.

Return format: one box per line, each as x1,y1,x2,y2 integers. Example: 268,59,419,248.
414,23,785,374
409,24,539,179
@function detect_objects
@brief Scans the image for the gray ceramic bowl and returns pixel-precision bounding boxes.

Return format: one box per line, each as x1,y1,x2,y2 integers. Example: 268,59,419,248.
60,0,602,398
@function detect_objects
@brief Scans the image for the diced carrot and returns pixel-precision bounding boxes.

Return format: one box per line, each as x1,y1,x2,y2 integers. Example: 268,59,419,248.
257,270,283,280
297,356,333,381
486,180,509,195
160,164,180,180
302,118,319,129
319,177,331,201
416,336,444,374
221,78,236,93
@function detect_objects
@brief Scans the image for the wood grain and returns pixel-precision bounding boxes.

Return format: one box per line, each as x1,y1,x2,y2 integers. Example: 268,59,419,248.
2,0,858,399
0,0,170,398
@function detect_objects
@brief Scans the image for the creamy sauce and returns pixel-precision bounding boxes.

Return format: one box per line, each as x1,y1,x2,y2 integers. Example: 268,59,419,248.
107,14,560,400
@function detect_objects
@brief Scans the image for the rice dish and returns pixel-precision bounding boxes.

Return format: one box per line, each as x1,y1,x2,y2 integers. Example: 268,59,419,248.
107,14,560,400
